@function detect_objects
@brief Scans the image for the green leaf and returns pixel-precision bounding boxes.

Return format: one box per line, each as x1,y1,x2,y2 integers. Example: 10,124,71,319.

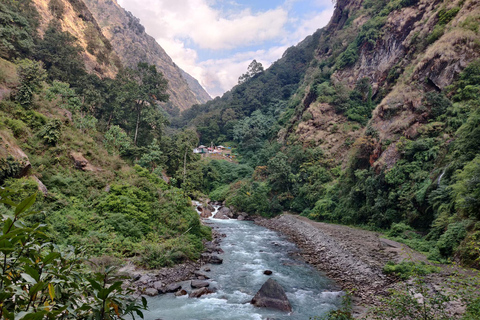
106,281,123,295
21,273,37,284
29,281,45,297
42,251,60,265
3,218,14,234
87,278,102,292
15,193,37,217
24,265,40,282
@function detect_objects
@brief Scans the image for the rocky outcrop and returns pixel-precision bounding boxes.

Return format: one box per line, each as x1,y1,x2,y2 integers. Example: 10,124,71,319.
83,0,211,111
33,176,48,196
0,132,31,180
69,152,99,172
31,0,120,78
250,278,292,312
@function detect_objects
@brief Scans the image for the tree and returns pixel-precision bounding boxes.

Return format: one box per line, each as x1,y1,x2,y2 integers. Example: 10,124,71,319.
15,59,46,108
34,22,87,86
118,63,169,146
0,2,36,59
238,59,264,84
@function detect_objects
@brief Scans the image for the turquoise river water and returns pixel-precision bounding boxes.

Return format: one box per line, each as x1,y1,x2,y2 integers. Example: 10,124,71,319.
142,217,342,320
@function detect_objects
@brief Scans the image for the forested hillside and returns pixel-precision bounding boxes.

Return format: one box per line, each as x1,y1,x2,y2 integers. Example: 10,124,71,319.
182,0,480,268
0,0,213,269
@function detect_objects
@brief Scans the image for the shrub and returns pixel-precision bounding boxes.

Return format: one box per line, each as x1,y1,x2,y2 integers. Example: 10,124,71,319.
438,7,461,25
38,119,61,145
383,261,441,279
5,118,28,137
436,221,468,257
427,25,445,45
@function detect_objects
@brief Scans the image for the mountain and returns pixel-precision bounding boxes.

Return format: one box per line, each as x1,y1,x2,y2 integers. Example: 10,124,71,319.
82,0,211,111
182,0,480,268
30,0,122,78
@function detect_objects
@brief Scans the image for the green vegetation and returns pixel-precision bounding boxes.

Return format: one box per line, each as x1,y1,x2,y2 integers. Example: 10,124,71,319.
383,261,440,280
0,188,147,319
0,0,211,277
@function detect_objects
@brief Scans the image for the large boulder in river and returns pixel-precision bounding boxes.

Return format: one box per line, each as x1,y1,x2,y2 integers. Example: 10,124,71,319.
251,279,292,312
200,208,212,218
214,206,231,219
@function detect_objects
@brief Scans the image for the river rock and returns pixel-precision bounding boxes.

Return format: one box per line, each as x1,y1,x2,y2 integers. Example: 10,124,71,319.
165,283,182,293
194,271,210,279
251,279,292,312
175,289,188,297
137,275,153,285
153,281,164,290
201,254,223,264
263,270,273,275
144,288,158,296
214,207,230,219
191,280,209,288
209,255,223,264
200,208,212,218
189,287,213,298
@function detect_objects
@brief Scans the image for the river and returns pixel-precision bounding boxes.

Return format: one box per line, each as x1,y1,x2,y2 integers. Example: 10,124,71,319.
142,216,342,320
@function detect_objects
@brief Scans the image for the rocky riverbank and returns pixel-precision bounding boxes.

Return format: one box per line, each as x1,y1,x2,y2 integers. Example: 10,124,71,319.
254,214,429,316
119,228,225,297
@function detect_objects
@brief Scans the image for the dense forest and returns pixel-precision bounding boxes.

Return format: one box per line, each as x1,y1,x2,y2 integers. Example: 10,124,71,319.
178,0,480,269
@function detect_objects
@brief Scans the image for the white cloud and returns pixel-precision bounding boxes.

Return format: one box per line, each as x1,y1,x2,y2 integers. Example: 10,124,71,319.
192,46,289,97
117,0,335,97
119,0,288,50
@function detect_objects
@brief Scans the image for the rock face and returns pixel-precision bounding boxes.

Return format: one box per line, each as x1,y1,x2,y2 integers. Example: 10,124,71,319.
30,0,120,78
70,152,97,171
83,0,211,111
0,132,31,180
251,279,292,312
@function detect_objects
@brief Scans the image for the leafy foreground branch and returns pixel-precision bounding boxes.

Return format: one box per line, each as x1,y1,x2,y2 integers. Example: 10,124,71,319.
0,187,147,320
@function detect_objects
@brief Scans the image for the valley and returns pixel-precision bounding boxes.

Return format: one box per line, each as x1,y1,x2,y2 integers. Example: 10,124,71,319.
1,0,480,318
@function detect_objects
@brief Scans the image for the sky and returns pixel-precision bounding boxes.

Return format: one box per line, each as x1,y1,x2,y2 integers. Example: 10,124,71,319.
116,0,335,98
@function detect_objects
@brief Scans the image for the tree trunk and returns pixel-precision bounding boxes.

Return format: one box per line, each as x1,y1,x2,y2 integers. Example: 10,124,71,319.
183,148,187,181
134,103,141,146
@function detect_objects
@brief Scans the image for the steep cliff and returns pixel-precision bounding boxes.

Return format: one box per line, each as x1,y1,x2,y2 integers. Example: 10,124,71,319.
82,0,211,111
31,0,121,78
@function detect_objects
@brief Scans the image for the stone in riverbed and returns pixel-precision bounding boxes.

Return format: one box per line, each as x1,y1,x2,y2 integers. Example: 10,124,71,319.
251,279,292,312
189,287,213,298
153,281,163,290
164,283,181,293
144,288,158,296
194,271,210,279
175,289,188,297
210,255,223,264
191,280,209,288
263,270,273,275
